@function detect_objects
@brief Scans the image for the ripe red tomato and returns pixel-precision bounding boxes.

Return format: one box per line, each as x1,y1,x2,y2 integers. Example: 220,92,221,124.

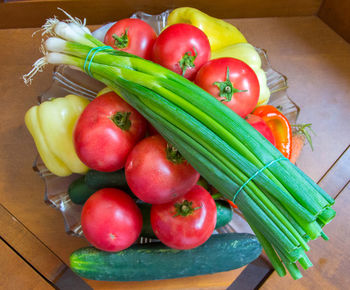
245,114,276,146
195,57,260,117
81,188,143,252
104,18,157,60
125,135,200,204
74,91,146,172
151,185,216,250
152,23,211,80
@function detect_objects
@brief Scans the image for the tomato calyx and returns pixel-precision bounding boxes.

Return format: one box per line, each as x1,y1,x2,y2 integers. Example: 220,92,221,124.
179,47,198,76
112,28,129,49
111,111,131,131
214,67,247,102
173,200,201,217
166,144,184,164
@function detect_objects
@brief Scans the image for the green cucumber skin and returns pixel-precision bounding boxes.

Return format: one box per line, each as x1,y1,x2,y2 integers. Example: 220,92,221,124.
85,169,128,190
70,233,261,281
69,170,136,205
215,200,233,228
68,176,96,204
139,200,233,238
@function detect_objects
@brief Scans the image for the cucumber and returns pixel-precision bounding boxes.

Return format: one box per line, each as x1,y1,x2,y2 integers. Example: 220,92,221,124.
139,200,233,238
215,199,233,228
85,169,128,190
69,169,137,204
68,175,96,204
70,233,262,281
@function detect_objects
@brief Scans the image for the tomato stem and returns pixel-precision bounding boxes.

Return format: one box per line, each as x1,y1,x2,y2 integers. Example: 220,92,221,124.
111,111,131,131
166,144,184,164
214,67,247,102
291,123,315,151
179,47,198,76
174,200,201,217
112,28,129,49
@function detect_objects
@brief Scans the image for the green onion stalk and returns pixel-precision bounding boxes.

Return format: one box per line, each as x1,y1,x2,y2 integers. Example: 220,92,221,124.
23,13,336,279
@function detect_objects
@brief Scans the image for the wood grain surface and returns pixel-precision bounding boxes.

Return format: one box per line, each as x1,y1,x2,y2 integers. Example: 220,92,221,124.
85,268,246,290
318,146,350,198
0,239,54,290
1,15,349,289
0,204,67,283
0,0,322,28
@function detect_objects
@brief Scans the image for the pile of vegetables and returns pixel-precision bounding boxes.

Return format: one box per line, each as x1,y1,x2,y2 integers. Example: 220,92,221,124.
24,7,335,281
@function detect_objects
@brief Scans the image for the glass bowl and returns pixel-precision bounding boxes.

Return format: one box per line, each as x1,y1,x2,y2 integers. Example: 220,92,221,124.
32,10,300,238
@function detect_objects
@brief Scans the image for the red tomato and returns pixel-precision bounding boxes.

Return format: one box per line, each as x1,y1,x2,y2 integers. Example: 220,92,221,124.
81,188,142,252
151,185,216,250
152,23,211,80
104,18,157,60
245,114,276,146
195,57,260,117
74,91,146,172
125,135,200,204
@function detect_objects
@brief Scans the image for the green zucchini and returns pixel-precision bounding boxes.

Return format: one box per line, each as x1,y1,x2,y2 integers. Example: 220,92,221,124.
139,200,233,238
68,175,96,204
85,169,128,190
70,233,262,281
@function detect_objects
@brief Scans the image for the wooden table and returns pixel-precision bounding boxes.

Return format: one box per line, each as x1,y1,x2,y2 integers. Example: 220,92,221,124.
0,16,349,289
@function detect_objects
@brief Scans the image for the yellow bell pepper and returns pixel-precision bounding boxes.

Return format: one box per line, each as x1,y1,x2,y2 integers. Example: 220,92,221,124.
25,94,90,176
167,7,247,51
211,43,270,106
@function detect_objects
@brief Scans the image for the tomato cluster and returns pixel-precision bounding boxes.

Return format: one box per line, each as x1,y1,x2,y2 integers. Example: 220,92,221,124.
75,89,213,251
75,18,285,253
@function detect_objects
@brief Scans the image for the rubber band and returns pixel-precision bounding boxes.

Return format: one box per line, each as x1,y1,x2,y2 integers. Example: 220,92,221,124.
83,47,96,73
84,46,112,76
232,157,288,202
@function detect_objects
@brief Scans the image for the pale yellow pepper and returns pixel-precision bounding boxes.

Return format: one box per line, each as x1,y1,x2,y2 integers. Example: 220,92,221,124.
25,94,90,176
167,7,247,51
211,43,270,106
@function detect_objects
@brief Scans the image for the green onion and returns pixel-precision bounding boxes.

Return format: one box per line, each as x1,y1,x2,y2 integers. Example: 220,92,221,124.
249,223,286,277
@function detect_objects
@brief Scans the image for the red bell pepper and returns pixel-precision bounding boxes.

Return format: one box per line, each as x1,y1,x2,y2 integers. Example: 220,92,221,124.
253,105,293,159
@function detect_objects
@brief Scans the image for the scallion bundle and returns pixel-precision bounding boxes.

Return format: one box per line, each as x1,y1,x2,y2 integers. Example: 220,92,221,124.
24,12,335,279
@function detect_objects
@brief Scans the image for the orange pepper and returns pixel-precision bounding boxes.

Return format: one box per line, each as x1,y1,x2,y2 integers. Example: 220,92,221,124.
225,199,238,209
253,105,293,159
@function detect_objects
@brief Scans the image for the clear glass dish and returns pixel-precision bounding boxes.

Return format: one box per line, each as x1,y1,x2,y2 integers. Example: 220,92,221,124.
32,10,300,238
